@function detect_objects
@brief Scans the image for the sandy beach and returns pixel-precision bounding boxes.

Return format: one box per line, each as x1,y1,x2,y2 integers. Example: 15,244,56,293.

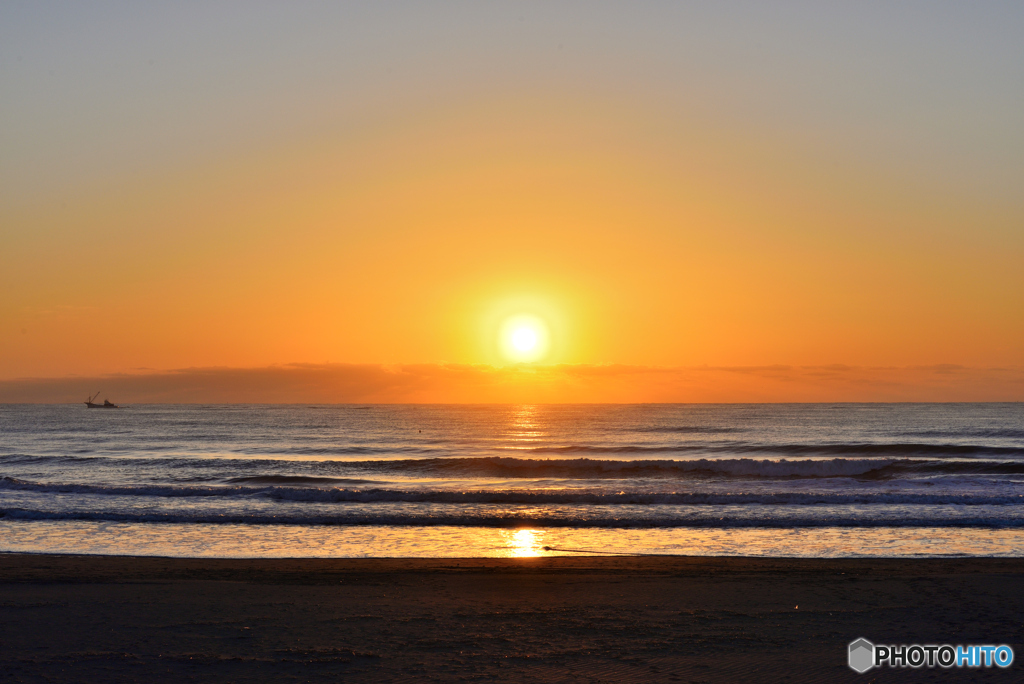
0,553,1021,682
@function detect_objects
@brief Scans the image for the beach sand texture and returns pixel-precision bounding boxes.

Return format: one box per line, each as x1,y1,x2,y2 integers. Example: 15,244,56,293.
2,554,1022,682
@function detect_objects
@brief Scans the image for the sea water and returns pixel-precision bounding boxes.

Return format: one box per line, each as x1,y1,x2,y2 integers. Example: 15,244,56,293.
1,403,1022,557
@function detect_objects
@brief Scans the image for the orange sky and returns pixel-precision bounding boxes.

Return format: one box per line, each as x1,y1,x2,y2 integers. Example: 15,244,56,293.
2,5,1023,402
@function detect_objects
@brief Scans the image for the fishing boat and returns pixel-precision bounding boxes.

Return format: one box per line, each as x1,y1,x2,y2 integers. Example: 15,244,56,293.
85,391,119,409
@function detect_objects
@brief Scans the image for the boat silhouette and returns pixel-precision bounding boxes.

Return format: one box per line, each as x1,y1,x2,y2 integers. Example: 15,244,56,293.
85,391,119,409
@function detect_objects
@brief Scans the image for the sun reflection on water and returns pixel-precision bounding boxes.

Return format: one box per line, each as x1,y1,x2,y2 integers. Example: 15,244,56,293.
505,405,544,450
502,528,544,557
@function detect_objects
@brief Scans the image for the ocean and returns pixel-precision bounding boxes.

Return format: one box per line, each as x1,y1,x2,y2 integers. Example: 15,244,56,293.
1,403,1023,558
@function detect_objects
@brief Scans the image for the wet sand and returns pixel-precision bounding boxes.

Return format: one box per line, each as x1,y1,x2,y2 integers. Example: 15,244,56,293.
1,553,1022,682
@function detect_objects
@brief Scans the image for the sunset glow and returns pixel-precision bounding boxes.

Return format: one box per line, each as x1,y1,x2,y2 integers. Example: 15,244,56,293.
1,4,1022,403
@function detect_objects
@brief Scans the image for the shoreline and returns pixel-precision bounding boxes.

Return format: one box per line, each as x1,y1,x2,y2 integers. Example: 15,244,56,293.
3,553,1022,682
4,551,1024,572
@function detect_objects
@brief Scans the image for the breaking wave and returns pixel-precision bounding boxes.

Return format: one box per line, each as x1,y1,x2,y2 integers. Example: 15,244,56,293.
2,476,1023,506
3,506,1023,528
527,443,1024,457
7,455,1024,483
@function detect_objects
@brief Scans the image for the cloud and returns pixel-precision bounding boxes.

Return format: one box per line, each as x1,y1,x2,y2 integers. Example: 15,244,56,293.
2,363,1023,404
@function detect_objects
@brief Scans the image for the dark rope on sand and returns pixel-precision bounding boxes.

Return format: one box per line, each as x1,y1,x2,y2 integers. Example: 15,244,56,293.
541,545,666,556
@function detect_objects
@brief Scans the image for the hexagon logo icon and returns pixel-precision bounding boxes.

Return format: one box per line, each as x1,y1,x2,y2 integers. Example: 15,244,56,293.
848,638,874,673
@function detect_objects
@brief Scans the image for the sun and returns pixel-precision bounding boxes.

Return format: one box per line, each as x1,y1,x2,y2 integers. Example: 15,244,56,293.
511,327,538,352
499,314,550,363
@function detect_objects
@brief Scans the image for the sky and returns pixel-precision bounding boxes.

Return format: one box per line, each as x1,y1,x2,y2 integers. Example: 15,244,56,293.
2,2,1023,402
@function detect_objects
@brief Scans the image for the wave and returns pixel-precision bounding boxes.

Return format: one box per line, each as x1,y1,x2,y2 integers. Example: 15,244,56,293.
356,457,898,478
2,476,1023,505
1,456,898,481
309,455,1024,479
3,507,1023,528
527,443,1024,456
240,445,445,456
7,441,1022,462
905,428,1024,440
225,475,377,485
7,455,1024,480
628,426,744,434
